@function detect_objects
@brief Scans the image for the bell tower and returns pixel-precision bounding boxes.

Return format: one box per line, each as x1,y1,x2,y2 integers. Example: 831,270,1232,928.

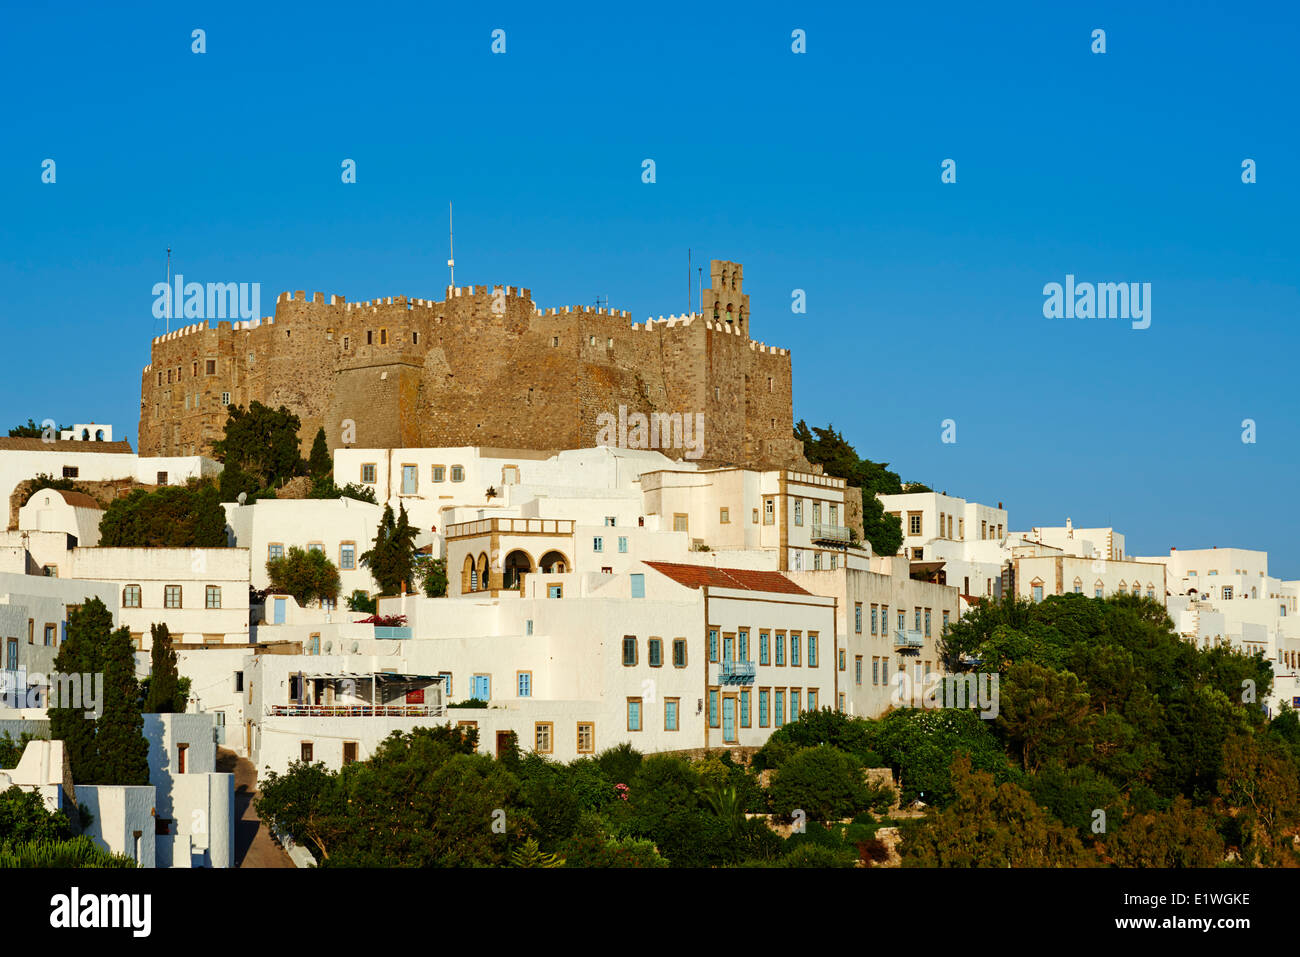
702,260,749,332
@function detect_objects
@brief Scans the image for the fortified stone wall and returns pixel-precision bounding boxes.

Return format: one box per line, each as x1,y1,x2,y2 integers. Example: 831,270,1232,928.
140,260,809,471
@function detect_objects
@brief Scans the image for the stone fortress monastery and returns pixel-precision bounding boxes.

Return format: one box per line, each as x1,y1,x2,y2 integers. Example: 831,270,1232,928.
140,260,809,473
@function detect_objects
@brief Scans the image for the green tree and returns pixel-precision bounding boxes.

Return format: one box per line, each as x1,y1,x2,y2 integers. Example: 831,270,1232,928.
359,504,418,595
902,754,1098,867
266,546,341,607
50,599,109,783
142,623,183,713
98,483,227,547
210,401,305,489
1105,797,1226,867
8,419,68,438
345,590,377,614
420,558,448,598
94,621,150,786
768,745,872,821
0,786,75,847
307,427,331,481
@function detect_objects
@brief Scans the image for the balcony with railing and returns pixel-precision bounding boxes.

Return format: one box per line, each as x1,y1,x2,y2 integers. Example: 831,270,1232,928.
811,523,851,544
373,626,412,640
718,659,757,686
267,703,445,718
446,517,576,539
894,628,925,650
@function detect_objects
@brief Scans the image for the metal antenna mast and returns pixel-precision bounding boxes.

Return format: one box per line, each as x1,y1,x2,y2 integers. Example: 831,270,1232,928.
447,203,455,290
165,247,172,332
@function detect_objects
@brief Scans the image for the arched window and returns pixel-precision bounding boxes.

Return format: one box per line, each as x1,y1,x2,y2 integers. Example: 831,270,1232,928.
462,555,475,593
81,429,89,441
503,550,533,590
95,429,104,441
539,550,568,574
477,552,490,590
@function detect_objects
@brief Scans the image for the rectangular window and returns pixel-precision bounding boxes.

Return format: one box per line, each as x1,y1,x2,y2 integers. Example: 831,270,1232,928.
450,465,465,482
361,463,377,484
123,585,141,608
592,536,603,553
855,603,862,633
268,543,284,560
577,722,595,753
839,649,846,671
44,624,55,646
790,632,801,666
758,688,770,727
807,688,818,711
672,638,687,668
534,722,552,753
664,698,679,731
723,633,734,662
62,466,79,479
673,513,689,532
630,574,645,598
307,543,324,554
740,689,751,727
708,628,719,663
924,609,931,637
165,585,182,609
794,499,803,525
738,628,749,661
618,536,628,553
760,631,770,665
774,689,785,726
300,742,313,762
775,631,786,666
648,638,662,667
791,688,801,715
343,742,358,765
720,507,730,524
808,633,818,668
882,659,889,685
708,689,719,727
205,359,216,375
871,604,878,635
517,672,532,697
340,543,355,570
206,585,222,609
627,698,642,732
548,584,562,599
622,636,638,666
763,499,774,524
909,514,922,535
1032,584,1044,602
856,656,863,685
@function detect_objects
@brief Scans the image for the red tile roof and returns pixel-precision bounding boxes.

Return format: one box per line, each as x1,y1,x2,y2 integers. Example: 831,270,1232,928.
644,561,812,595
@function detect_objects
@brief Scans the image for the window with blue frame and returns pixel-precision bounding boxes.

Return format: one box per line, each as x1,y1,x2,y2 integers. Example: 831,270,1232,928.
630,574,645,598
775,633,786,666
708,689,719,727
627,698,641,731
665,698,678,731
526,619,533,635
738,629,749,661
740,689,751,727
871,605,878,635
760,631,770,665
618,537,628,553
855,604,862,633
722,633,734,661
774,689,785,725
593,536,603,553
759,689,770,726
808,634,818,667
518,672,531,697
622,636,637,666
548,584,562,598
648,638,662,667
708,628,719,662
791,689,801,715
790,633,801,667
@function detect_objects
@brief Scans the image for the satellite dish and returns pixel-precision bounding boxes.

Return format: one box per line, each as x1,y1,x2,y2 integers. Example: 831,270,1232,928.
350,641,359,653
323,641,332,653
237,492,247,505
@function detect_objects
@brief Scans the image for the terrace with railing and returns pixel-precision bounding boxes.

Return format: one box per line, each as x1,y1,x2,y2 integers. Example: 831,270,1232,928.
446,517,575,538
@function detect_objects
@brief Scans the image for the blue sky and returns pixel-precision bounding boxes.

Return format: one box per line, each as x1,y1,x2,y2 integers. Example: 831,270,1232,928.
2,1,1297,573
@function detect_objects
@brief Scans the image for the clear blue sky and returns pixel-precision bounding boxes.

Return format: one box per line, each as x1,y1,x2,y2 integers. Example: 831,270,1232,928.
2,1,1297,574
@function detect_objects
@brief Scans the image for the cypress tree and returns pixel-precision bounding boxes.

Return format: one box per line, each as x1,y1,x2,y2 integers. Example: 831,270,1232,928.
143,622,181,714
49,599,106,784
308,427,332,481
95,624,150,786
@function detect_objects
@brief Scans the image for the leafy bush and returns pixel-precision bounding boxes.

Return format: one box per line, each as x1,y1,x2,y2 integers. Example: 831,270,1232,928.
768,745,872,821
0,836,136,868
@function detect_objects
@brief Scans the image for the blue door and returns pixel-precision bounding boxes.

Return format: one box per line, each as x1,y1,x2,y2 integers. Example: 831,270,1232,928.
722,696,736,742
273,598,286,624
402,465,418,495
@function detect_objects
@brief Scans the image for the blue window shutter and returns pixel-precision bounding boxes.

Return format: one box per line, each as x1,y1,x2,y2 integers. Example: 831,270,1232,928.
630,574,645,598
